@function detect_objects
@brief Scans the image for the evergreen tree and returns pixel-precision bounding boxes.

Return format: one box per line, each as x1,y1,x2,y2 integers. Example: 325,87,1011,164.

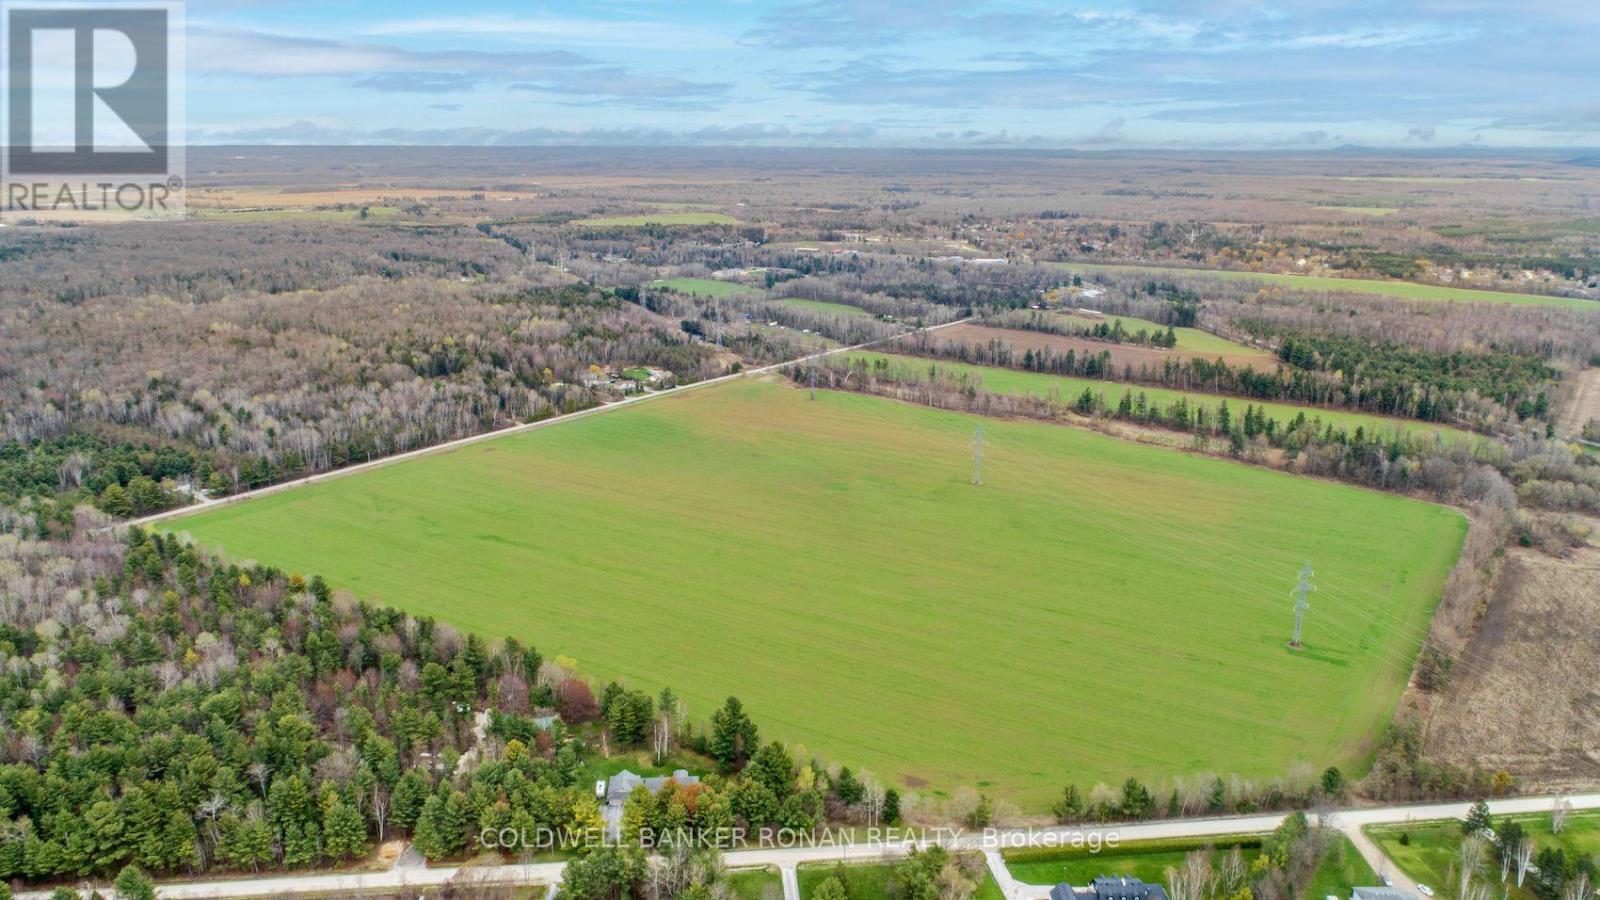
709,697,758,771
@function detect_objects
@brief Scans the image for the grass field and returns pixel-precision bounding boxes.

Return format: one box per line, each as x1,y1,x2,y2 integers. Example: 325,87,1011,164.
1046,261,1598,311
779,298,873,318
649,277,762,298
1368,813,1600,899
577,212,741,226
728,866,783,900
841,351,1475,443
797,861,1002,900
1006,833,1372,895
1005,835,1264,886
1050,313,1274,359
162,378,1465,807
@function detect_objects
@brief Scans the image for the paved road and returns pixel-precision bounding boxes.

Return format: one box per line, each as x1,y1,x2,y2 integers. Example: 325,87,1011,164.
123,317,973,532
23,794,1594,900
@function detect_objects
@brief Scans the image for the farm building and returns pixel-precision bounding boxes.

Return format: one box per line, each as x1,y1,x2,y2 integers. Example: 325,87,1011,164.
1051,877,1170,900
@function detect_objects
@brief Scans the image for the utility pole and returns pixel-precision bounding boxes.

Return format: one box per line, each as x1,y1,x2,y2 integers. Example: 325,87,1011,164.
971,424,986,485
809,360,817,400
1289,560,1314,649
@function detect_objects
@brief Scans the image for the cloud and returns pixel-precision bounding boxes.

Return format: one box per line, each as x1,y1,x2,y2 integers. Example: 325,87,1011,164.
1082,118,1127,145
1406,125,1437,143
188,26,728,106
189,121,887,147
355,72,480,94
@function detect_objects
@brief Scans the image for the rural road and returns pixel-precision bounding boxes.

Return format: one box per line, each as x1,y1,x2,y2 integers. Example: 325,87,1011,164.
123,315,974,532
21,794,1598,900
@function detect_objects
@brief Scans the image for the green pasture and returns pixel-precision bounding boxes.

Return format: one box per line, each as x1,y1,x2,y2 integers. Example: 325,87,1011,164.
1045,262,1596,311
163,378,1465,808
650,278,762,298
841,351,1475,444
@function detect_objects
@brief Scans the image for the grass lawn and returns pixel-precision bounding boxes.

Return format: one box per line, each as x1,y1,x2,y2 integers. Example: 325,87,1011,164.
1004,835,1264,886
797,860,1001,900
161,378,1465,808
1046,261,1598,312
779,298,873,318
1306,835,1379,900
1368,813,1600,899
799,862,897,900
728,866,784,900
650,277,763,298
841,351,1474,444
577,212,740,226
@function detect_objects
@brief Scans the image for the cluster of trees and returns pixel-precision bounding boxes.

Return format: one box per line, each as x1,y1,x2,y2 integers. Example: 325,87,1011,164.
0,434,193,523
1270,332,1557,424
1364,721,1519,802
2,259,730,514
1049,767,1347,826
917,329,1538,431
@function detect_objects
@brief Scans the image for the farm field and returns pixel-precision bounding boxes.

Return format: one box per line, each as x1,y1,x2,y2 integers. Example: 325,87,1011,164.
650,277,763,298
161,378,1466,808
1045,261,1599,311
779,297,873,317
576,211,741,226
1047,312,1274,359
932,322,1277,370
840,351,1475,443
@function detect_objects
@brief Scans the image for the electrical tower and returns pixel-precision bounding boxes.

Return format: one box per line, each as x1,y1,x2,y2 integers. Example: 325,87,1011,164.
1288,560,1314,649
971,424,986,485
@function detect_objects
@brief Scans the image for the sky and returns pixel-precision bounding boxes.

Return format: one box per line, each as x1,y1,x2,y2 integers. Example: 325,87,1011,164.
176,0,1600,149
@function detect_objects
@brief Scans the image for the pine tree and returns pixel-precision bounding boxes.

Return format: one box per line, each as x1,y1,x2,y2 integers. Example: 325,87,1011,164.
322,793,370,861
114,864,157,900
709,697,758,771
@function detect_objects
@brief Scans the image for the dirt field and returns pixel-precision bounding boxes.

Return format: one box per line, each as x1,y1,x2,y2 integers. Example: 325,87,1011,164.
929,322,1277,371
1425,537,1600,788
1560,368,1600,438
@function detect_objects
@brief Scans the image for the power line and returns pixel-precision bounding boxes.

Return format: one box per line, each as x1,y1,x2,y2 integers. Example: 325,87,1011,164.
971,424,986,485
1289,561,1314,649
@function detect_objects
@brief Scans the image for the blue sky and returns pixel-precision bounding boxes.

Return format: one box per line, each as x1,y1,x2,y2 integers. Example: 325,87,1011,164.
182,0,1600,149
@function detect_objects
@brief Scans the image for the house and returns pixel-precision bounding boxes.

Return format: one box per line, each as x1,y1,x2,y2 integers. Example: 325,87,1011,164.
1050,877,1170,900
1351,888,1419,900
600,769,701,837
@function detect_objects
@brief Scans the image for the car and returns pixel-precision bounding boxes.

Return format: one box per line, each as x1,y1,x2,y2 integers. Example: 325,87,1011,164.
1380,876,1393,887
1418,886,1435,896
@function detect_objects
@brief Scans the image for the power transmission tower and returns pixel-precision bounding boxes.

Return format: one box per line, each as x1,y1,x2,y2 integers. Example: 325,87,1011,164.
1289,560,1314,649
971,424,986,485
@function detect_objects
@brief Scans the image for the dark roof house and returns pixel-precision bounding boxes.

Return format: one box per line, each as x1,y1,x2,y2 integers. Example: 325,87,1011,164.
1051,877,1170,900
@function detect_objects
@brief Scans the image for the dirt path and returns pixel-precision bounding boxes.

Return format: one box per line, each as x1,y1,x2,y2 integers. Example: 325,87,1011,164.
1560,367,1600,438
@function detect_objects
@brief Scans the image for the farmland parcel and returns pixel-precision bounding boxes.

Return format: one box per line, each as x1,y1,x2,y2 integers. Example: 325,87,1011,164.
164,378,1466,807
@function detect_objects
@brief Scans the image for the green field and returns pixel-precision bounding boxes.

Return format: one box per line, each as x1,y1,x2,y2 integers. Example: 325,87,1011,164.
779,298,873,318
1050,313,1274,358
1047,261,1598,311
1368,813,1600,899
191,205,402,224
728,866,783,900
649,277,763,298
1005,835,1264,886
841,351,1474,443
1005,833,1372,895
797,861,1001,900
162,378,1465,807
577,212,741,226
